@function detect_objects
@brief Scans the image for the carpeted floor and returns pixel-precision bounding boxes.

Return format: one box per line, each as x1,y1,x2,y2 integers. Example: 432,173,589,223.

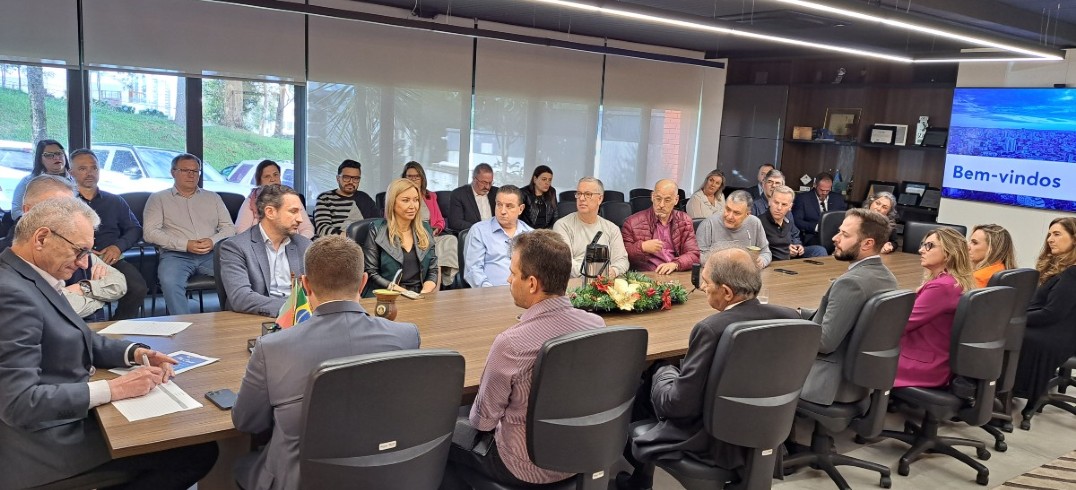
994,451,1076,490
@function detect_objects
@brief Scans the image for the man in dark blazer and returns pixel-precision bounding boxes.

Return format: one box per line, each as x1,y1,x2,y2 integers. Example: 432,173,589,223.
626,247,800,485
220,184,312,316
746,163,774,200
0,198,216,489
792,171,847,246
232,236,421,490
448,163,498,233
799,208,897,405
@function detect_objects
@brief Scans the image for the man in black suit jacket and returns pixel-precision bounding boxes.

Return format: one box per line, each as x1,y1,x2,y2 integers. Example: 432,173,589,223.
624,247,799,487
792,171,847,246
448,163,498,233
746,163,774,200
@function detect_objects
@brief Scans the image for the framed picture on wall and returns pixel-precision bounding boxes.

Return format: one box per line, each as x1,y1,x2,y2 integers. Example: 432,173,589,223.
869,124,897,144
823,108,862,141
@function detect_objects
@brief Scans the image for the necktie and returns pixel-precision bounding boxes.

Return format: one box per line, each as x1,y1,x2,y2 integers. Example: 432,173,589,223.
820,199,827,213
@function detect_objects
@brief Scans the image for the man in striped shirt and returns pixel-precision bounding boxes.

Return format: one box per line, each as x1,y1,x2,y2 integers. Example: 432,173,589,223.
312,159,379,237
445,229,605,486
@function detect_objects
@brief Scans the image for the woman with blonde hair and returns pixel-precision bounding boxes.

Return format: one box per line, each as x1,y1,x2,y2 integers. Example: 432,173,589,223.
402,161,458,286
686,169,726,219
893,227,975,388
362,178,438,296
967,224,1017,288
1015,217,1076,417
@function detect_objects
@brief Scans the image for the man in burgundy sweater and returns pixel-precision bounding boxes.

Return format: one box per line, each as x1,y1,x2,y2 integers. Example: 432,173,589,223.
621,179,700,274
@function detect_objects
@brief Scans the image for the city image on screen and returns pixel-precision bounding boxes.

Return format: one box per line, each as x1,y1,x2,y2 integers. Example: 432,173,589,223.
943,88,1076,213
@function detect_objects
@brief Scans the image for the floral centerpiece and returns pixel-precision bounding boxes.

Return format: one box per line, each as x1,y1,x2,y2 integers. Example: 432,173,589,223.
569,271,688,312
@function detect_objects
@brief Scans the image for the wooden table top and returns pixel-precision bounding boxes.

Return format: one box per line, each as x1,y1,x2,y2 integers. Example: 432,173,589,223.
91,253,924,458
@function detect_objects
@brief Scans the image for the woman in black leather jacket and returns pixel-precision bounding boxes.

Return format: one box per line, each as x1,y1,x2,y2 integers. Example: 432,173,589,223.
521,165,558,229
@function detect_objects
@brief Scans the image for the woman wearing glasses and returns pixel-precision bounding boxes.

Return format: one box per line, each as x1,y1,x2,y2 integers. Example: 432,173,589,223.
966,224,1016,288
1015,217,1076,420
893,228,975,388
863,192,899,254
362,178,439,296
11,139,73,219
521,165,558,229
234,160,314,238
686,169,726,219
401,161,458,286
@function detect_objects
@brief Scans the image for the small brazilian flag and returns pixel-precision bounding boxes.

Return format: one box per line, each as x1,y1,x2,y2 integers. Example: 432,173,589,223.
276,277,313,329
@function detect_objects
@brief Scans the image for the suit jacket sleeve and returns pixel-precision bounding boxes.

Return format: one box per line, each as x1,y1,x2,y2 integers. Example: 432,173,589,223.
815,276,867,354
220,238,284,316
792,194,812,235
1028,267,1076,328
651,321,719,419
447,188,468,233
232,337,273,434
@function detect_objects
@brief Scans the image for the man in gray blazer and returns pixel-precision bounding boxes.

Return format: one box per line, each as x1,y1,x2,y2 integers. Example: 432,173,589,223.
232,235,421,490
625,248,801,487
0,198,216,489
799,208,897,405
220,184,312,316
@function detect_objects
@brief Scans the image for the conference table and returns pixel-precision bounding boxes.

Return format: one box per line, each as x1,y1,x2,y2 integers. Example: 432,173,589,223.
90,252,924,483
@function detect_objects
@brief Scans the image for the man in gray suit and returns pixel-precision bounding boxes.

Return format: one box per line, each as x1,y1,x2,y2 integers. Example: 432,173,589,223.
232,235,421,490
220,184,312,316
799,208,897,405
0,198,216,489
623,247,801,487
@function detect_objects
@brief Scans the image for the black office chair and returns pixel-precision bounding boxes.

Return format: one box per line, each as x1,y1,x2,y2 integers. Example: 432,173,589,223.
376,191,386,216
1022,356,1076,430
436,190,453,232
977,268,1038,446
783,290,916,490
557,200,576,218
455,228,470,289
631,319,822,490
599,202,633,229
299,349,464,489
818,211,845,254
346,218,379,247
879,286,1015,486
32,469,135,490
630,196,652,214
901,221,967,253
212,240,228,311
559,190,576,202
458,327,649,490
603,190,625,203
692,218,703,232
219,191,247,223
629,188,651,200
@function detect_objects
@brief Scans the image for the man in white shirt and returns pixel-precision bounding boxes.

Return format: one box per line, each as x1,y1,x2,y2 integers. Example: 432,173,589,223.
553,177,629,278
464,185,533,287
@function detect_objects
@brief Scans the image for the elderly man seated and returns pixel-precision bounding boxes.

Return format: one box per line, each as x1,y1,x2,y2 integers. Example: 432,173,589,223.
696,190,771,268
621,179,699,275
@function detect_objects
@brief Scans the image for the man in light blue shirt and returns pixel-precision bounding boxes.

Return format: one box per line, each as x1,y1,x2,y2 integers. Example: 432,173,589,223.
464,185,532,287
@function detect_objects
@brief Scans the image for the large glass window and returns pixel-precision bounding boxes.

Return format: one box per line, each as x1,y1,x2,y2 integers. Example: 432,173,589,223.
88,69,183,195
0,63,68,210
202,78,295,197
306,82,383,200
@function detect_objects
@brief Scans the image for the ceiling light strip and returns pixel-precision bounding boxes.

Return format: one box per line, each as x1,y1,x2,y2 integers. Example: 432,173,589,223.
530,0,911,62
776,0,1062,61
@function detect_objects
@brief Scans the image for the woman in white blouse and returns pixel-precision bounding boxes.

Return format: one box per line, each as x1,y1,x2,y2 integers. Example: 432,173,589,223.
686,169,726,219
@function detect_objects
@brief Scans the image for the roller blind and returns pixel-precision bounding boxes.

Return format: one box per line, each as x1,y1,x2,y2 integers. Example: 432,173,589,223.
0,0,79,66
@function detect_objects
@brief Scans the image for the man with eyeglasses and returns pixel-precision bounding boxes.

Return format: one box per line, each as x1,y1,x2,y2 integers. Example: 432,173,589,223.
143,153,236,315
312,159,378,237
448,163,498,234
750,168,785,217
1,174,128,321
552,177,629,278
464,185,533,287
621,179,699,275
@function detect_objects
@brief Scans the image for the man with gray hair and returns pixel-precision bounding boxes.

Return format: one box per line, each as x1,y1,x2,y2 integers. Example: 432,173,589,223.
695,190,772,268
624,247,800,487
761,185,828,261
751,168,785,217
553,177,629,278
0,198,217,489
219,184,312,316
449,163,499,233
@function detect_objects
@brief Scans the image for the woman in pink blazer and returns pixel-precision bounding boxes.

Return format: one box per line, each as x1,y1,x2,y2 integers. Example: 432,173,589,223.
894,227,976,388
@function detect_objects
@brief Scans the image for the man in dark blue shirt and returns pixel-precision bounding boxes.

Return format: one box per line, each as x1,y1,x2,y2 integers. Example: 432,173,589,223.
70,149,148,320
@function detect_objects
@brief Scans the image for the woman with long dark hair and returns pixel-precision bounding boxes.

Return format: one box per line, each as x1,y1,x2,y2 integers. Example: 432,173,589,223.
234,160,314,238
12,139,73,219
520,165,558,229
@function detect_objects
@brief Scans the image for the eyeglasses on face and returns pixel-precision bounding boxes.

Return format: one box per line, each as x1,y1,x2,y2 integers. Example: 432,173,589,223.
41,151,65,159
174,168,201,176
920,241,937,251
652,196,676,205
339,175,361,183
49,228,93,261
575,192,601,200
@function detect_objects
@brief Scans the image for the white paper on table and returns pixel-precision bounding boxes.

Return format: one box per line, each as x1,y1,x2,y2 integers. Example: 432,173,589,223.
108,350,219,376
97,320,192,336
111,381,203,422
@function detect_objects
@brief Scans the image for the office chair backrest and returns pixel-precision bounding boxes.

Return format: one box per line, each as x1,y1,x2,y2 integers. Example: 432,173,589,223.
435,191,452,225
987,268,1039,393
219,192,247,223
603,190,625,203
559,190,576,202
844,289,916,390
376,191,386,216
557,200,576,218
818,211,846,254
950,286,1014,425
346,218,378,248
705,319,821,488
299,349,464,490
120,191,153,223
901,221,968,253
629,188,651,199
693,218,703,232
630,196,652,214
212,240,228,311
527,327,648,474
599,202,633,229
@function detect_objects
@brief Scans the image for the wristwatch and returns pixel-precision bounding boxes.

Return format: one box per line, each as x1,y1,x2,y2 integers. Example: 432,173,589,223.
78,280,93,298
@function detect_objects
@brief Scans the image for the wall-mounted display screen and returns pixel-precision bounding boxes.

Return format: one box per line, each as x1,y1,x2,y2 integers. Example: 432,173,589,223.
942,88,1076,212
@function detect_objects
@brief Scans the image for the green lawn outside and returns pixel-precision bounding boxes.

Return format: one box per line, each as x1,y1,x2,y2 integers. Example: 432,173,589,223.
0,88,293,172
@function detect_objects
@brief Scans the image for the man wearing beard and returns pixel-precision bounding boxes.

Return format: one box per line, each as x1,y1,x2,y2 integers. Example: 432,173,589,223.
798,208,897,405
220,184,313,316
312,159,378,237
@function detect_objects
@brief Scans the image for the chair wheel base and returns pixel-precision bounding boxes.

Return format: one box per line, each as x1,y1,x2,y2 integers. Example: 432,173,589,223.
1020,419,1031,431
977,447,991,460
976,470,989,486
880,475,892,488
995,440,1007,452
897,460,910,476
